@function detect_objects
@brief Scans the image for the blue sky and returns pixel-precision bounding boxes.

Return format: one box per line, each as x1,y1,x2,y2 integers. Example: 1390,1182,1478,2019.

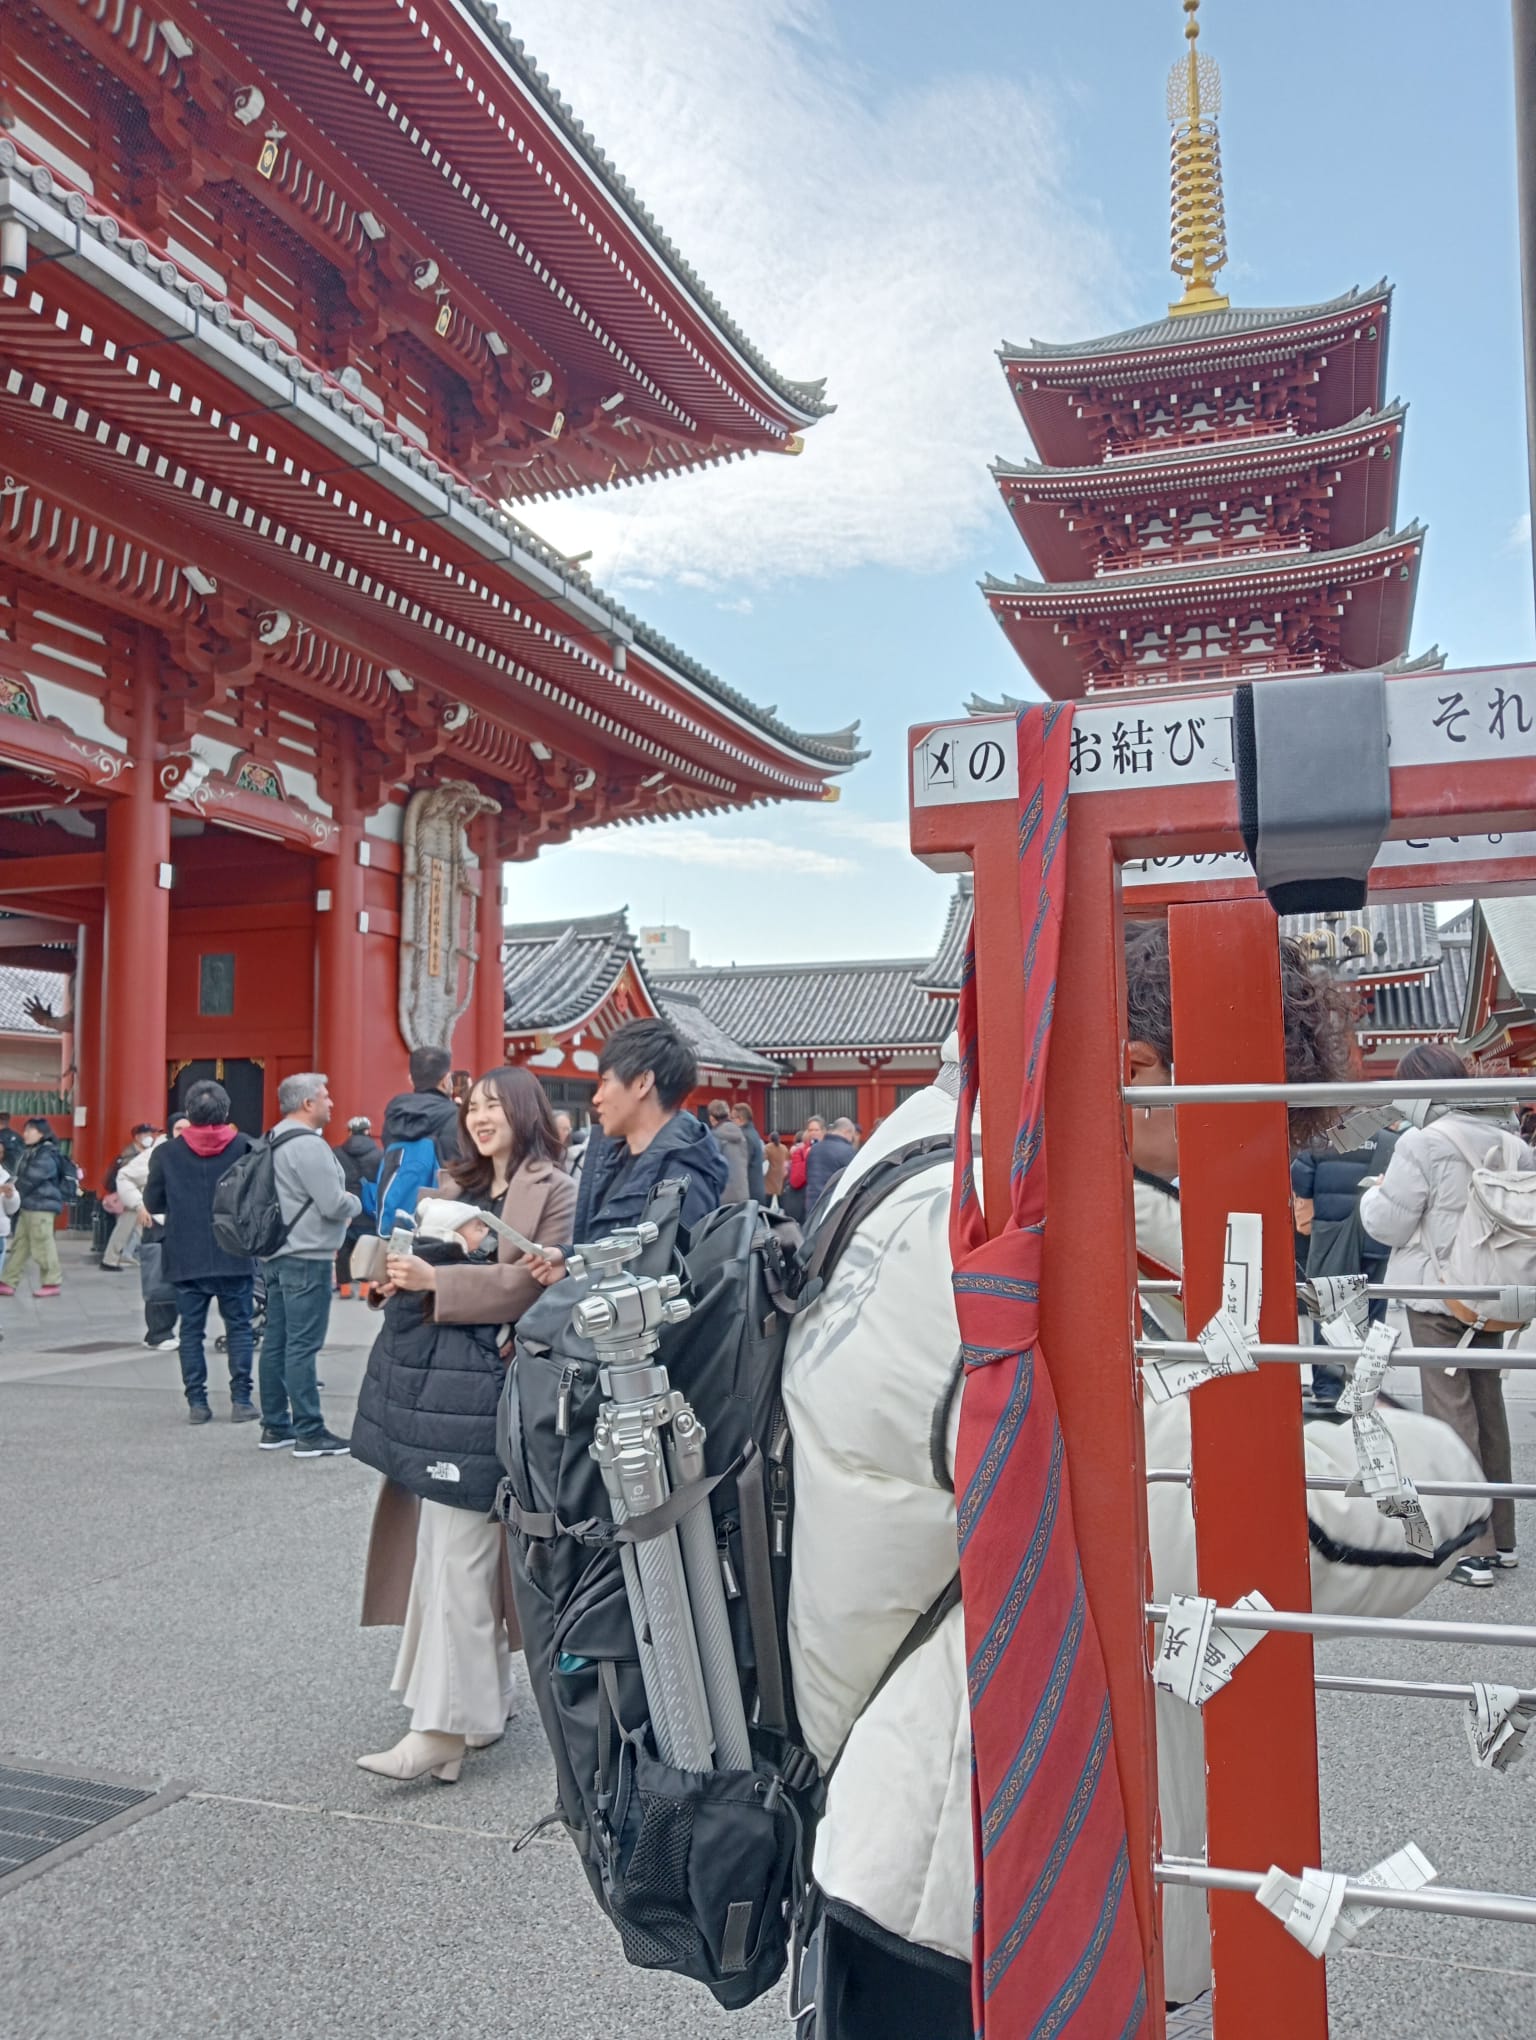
505,0,1534,966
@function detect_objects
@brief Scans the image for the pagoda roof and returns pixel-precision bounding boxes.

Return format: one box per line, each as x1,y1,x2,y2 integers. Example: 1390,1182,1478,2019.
503,911,641,1033
0,147,862,809
1365,927,1470,1045
1002,283,1392,370
1287,901,1443,981
992,404,1405,493
1459,901,1536,1055
913,885,1468,1047
184,0,829,467
913,877,974,996
1002,284,1391,469
658,986,783,1083
963,642,1444,720
994,407,1407,581
447,0,830,422
651,956,953,1058
983,523,1424,605
984,526,1424,698
500,908,776,1077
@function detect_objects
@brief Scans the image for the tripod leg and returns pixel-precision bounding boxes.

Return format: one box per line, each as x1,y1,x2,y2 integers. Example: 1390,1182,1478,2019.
669,1424,753,1771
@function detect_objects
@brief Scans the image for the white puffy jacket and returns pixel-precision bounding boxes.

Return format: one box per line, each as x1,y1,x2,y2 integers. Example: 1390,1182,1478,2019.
784,1078,1487,2006
1360,1111,1535,1315
116,1138,160,1215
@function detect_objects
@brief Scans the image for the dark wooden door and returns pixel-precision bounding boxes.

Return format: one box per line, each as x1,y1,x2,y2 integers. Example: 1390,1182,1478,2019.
168,1059,267,1136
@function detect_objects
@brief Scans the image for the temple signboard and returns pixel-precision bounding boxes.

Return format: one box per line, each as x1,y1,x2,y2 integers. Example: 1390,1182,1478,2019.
398,782,500,1050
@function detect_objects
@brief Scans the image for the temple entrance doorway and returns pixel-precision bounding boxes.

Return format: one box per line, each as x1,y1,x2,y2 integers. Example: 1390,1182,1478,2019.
168,1059,266,1136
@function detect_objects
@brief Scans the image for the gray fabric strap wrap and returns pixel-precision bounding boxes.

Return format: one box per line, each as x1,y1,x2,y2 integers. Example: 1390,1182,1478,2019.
1245,671,1390,912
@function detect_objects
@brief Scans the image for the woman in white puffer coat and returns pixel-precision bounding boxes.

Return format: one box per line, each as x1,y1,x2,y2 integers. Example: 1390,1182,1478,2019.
1359,1041,1532,1586
782,925,1487,2029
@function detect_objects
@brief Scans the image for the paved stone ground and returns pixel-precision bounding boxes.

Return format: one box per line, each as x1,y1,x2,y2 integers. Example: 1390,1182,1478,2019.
2,1241,1534,2036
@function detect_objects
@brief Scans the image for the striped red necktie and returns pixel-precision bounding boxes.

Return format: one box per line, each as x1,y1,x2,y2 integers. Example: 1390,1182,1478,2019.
950,703,1150,2039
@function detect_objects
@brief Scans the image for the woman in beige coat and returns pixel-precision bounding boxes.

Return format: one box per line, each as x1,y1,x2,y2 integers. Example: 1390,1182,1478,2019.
355,1066,576,1783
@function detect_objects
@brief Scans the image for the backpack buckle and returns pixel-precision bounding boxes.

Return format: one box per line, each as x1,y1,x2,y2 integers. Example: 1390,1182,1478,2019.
778,1744,819,1797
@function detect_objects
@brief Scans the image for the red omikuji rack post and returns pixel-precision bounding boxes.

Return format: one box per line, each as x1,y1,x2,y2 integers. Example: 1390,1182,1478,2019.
909,663,1536,2040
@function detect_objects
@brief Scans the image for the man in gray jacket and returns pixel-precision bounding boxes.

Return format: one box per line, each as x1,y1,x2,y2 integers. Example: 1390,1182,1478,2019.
706,1098,750,1204
258,1071,360,1458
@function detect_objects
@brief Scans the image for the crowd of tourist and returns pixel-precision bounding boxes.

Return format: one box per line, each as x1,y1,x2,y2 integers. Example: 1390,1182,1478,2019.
5,980,1529,2027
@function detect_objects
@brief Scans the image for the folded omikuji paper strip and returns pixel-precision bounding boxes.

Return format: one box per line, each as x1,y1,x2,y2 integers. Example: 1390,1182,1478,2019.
1465,1682,1536,1773
1153,1590,1272,1708
1257,1844,1437,1959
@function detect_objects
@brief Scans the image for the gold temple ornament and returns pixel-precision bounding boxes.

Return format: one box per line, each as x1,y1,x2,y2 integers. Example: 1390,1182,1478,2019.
1168,0,1230,317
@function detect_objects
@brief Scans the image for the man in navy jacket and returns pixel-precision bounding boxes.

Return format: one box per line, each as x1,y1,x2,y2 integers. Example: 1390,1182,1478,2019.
530,1020,725,1284
144,1080,256,1425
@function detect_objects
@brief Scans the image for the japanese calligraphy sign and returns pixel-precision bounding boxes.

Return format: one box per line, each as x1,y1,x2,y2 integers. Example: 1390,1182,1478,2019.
910,723,1018,808
913,667,1536,810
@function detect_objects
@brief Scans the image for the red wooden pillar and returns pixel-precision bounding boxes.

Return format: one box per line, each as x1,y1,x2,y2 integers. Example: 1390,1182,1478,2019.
317,726,365,1099
72,921,102,1184
473,813,505,1076
1168,901,1325,2039
101,660,170,1146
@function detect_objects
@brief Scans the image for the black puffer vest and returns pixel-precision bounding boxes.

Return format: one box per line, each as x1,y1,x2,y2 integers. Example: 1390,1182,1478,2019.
350,1238,508,1513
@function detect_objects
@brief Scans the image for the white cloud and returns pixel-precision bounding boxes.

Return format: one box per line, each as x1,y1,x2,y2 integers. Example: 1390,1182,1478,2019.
1507,512,1532,556
572,825,854,878
824,814,911,851
502,0,1120,588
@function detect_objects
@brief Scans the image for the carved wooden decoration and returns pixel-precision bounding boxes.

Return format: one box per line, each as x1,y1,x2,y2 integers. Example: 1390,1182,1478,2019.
397,781,500,1051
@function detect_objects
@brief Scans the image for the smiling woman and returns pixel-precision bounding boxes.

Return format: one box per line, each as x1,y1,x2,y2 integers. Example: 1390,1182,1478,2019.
353,1065,576,1785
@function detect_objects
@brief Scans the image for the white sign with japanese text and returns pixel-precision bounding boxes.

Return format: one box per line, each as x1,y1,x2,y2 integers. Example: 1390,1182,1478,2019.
912,669,1536,811
910,724,1019,808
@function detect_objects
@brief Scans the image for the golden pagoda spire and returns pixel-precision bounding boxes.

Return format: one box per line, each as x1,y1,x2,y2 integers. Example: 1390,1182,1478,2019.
1167,0,1230,317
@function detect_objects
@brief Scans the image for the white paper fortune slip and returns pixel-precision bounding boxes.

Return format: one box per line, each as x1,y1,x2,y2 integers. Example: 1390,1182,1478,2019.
1145,1214,1262,1403
1221,1212,1263,1328
1346,1404,1436,1554
1465,1682,1536,1773
1256,1844,1436,1959
1335,1322,1400,1417
1153,1590,1272,1707
1307,1273,1370,1338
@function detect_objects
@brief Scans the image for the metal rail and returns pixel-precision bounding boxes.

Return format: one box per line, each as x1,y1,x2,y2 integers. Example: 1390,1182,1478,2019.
1144,1468,1536,1502
1157,1857,1536,1927
1138,1339,1536,1373
1123,1077,1534,1107
1316,1674,1536,1708
1146,1601,1536,1649
1140,1280,1520,1302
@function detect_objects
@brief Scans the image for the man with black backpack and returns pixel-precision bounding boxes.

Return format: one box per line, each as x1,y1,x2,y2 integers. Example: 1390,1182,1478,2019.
524,1020,726,1289
255,1072,359,1458
143,1082,257,1426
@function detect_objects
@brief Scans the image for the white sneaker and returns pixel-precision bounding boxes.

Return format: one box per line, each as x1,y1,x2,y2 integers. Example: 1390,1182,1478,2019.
1495,1549,1519,1570
156,1338,178,1350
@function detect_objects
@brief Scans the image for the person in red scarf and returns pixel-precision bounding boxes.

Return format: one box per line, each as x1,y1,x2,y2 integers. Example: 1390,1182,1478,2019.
144,1080,257,1427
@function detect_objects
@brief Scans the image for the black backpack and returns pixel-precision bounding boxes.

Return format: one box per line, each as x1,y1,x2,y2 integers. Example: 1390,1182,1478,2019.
495,1133,954,2009
211,1126,312,1259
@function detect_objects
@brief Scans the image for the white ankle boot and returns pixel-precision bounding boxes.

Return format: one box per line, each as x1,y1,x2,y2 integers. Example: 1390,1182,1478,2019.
356,1730,466,1783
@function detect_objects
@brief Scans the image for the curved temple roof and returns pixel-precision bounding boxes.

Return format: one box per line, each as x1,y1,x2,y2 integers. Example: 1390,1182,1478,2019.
1002,282,1393,368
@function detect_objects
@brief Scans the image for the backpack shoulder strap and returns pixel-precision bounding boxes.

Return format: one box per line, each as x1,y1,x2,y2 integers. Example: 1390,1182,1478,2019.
786,1132,955,1315
1431,1118,1509,1175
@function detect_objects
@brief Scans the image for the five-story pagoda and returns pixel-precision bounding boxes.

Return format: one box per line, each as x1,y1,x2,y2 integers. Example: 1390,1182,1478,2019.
984,0,1429,698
